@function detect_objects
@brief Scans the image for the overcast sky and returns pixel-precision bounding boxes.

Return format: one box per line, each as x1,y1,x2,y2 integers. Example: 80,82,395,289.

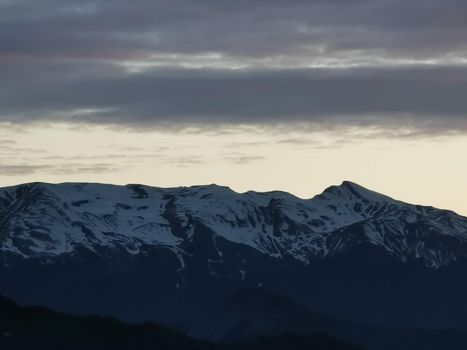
1,0,467,214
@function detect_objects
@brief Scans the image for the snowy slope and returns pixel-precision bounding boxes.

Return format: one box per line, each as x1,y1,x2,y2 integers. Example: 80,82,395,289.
1,181,467,268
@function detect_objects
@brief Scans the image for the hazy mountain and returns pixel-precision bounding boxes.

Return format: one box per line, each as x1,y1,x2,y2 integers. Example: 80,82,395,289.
186,287,467,350
0,293,362,350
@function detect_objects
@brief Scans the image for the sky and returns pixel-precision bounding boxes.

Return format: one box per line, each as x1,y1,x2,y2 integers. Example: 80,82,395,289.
0,0,467,215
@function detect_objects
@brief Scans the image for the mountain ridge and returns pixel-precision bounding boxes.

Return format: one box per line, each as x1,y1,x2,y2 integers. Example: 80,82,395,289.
1,180,467,268
0,180,421,202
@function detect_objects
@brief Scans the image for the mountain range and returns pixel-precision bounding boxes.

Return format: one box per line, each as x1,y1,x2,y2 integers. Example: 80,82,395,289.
2,181,466,267
1,181,467,349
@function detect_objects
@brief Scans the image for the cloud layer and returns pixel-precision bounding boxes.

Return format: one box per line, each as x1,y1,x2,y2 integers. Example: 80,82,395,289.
1,0,467,133
3,0,467,60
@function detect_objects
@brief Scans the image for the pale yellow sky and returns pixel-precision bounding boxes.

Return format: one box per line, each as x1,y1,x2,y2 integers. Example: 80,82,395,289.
1,122,466,216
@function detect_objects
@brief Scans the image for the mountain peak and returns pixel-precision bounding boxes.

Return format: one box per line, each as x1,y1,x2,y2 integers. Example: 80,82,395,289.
340,180,365,189
319,180,393,203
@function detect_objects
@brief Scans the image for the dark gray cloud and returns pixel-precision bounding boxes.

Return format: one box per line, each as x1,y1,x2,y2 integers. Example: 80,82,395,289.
2,0,467,59
1,66,467,133
1,0,467,134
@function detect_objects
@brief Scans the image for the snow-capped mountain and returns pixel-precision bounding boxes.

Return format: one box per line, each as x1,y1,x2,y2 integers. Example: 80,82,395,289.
3,181,467,330
1,181,466,268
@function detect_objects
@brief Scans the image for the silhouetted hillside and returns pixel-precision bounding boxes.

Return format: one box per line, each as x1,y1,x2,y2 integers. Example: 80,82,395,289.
0,294,363,350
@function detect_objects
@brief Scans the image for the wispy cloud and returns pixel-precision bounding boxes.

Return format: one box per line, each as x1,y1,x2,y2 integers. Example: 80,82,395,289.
0,164,50,176
224,155,265,164
277,138,322,146
0,140,16,146
0,162,119,176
